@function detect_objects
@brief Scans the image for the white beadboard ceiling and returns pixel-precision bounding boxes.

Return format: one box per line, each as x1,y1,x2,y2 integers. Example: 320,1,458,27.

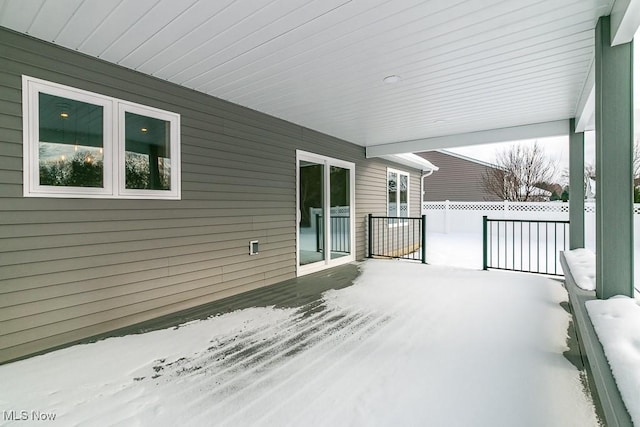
0,0,615,152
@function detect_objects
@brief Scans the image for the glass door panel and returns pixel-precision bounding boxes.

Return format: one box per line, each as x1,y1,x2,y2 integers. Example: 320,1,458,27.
330,166,351,260
388,171,397,216
299,161,325,266
399,173,408,218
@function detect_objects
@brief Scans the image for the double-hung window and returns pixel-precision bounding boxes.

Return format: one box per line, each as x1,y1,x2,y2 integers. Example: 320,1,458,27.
387,168,409,221
22,76,180,199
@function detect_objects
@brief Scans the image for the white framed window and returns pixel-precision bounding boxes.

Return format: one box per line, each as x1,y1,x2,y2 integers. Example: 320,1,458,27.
387,168,410,219
118,101,180,198
22,76,180,199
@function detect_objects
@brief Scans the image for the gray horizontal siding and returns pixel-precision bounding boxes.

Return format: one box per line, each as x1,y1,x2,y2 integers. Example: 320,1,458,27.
354,159,422,259
0,27,421,363
417,151,503,202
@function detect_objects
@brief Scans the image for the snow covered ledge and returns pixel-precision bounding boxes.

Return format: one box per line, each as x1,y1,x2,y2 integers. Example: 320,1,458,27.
560,250,634,427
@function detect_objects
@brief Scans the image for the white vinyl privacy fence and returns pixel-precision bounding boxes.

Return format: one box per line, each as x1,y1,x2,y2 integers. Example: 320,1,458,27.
423,200,640,253
422,201,571,233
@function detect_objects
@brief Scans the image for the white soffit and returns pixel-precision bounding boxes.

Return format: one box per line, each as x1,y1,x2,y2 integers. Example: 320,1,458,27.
381,153,439,173
436,149,498,169
0,0,614,149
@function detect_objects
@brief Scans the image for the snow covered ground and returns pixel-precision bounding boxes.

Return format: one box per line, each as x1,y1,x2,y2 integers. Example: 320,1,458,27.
0,260,599,427
424,232,484,269
426,231,639,296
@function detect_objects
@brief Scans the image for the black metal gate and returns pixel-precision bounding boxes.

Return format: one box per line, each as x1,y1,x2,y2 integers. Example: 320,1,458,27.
367,214,426,263
482,216,569,276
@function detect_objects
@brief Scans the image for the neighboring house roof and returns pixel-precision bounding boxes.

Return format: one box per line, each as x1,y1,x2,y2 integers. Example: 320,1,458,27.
528,187,553,197
380,153,438,173
435,149,501,170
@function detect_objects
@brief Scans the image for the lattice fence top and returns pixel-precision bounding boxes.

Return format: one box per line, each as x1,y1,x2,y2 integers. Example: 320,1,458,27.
449,203,504,211
310,206,350,215
508,203,568,212
421,202,502,211
422,201,568,212
424,203,447,210
331,206,350,215
423,201,638,214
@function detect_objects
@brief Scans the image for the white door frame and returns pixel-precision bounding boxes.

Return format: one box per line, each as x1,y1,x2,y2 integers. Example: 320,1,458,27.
296,150,356,276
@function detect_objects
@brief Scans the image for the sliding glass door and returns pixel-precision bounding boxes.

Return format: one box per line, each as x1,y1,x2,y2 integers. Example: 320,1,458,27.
297,151,355,275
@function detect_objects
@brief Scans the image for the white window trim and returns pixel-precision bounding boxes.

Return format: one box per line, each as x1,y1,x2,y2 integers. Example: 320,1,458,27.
387,167,410,221
22,75,181,200
23,77,115,198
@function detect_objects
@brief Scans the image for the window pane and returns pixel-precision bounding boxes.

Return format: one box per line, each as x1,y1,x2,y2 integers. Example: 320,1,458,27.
388,172,397,216
400,174,408,217
330,166,350,259
299,161,325,265
38,93,104,187
125,112,171,190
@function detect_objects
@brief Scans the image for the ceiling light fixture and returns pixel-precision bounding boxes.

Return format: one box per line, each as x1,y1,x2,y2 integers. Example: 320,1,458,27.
60,112,69,119
141,128,148,133
383,75,401,84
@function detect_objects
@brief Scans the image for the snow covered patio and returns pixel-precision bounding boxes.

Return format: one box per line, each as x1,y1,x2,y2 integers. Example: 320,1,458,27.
0,260,599,426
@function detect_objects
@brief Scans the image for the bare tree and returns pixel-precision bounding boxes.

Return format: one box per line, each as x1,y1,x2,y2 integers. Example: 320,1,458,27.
482,142,556,201
561,163,595,197
633,138,640,181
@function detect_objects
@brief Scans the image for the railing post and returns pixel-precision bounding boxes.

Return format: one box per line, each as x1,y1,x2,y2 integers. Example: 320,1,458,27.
421,214,427,264
367,214,373,258
482,215,488,270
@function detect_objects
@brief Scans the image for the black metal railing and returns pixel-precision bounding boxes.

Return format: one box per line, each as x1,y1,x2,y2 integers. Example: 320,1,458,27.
482,216,569,276
315,214,351,253
368,214,426,263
